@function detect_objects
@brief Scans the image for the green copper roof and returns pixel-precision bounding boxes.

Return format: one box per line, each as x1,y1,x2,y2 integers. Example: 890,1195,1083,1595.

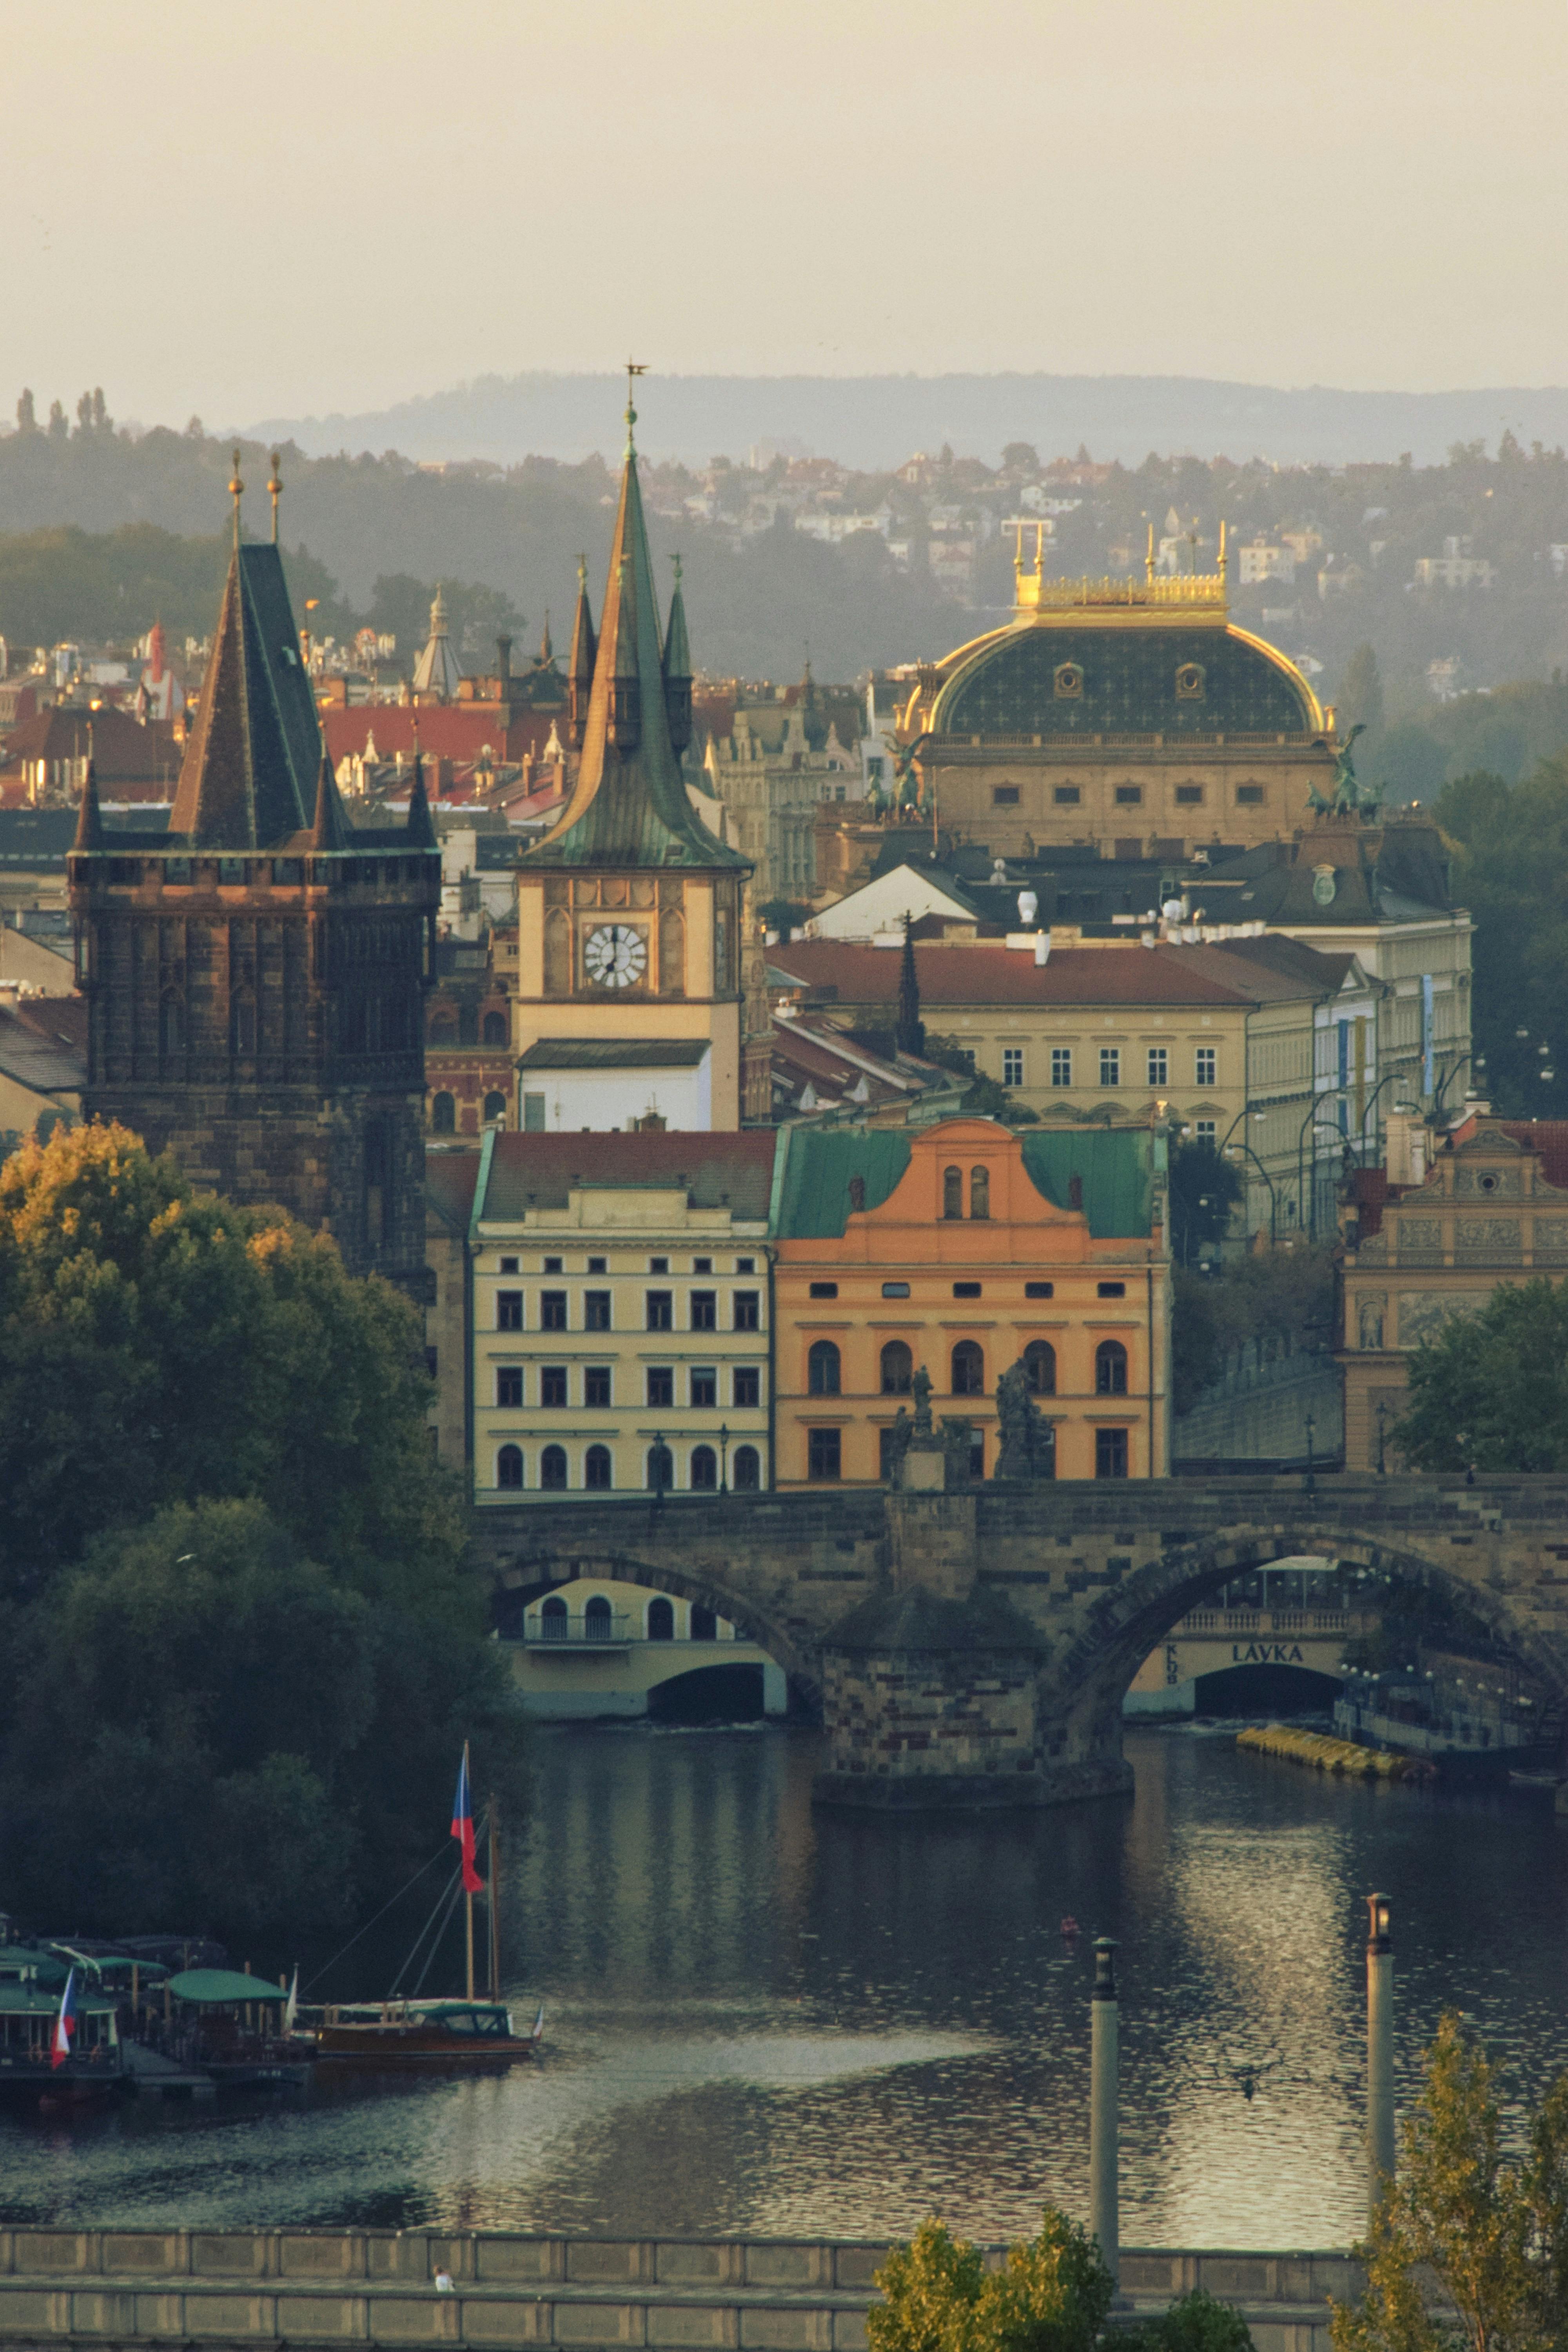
167,1968,288,2005
1020,1128,1159,1238
772,1128,913,1239
523,443,748,872
938,622,1318,738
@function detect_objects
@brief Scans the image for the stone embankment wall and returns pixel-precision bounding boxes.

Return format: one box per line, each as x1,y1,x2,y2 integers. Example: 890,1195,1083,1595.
1173,1354,1343,1468
0,2227,1359,2352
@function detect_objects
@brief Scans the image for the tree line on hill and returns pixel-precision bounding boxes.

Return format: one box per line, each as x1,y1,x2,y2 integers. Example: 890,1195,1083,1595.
0,1122,524,1966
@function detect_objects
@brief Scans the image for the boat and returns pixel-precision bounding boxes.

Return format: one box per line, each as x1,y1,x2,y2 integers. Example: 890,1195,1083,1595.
1334,1667,1560,1780
160,1967,313,2090
309,1998,544,2069
0,1981,126,2107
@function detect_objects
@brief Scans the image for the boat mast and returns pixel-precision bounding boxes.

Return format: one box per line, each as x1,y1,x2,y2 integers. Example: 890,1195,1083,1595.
488,1793,501,2000
464,1739,475,2003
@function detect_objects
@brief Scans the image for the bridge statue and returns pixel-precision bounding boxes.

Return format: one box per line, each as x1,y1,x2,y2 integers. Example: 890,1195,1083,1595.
473,1477,1568,1813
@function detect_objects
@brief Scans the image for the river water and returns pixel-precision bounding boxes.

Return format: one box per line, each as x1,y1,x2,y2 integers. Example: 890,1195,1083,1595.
4,1724,1567,2249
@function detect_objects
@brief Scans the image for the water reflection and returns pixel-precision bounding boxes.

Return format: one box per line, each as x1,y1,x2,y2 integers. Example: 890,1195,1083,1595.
3,1727,1566,2247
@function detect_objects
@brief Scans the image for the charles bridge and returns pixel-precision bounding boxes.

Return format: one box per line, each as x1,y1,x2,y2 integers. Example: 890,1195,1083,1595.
470,1475,1568,1808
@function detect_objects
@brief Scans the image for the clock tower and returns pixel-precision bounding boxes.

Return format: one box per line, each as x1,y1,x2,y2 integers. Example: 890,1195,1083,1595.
513,386,753,1130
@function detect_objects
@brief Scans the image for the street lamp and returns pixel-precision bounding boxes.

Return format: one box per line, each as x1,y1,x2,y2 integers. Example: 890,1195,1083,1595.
1224,1138,1278,1244
719,1421,730,1494
1376,1399,1388,1477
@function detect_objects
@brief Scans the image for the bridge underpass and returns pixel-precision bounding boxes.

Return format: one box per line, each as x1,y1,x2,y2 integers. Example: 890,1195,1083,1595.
468,1478,1568,1808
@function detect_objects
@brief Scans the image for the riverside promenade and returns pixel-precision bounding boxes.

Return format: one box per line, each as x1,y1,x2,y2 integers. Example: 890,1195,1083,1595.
0,2227,1353,2352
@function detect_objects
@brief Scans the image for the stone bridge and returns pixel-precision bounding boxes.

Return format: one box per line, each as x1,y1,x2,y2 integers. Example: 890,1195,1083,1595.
469,1477,1568,1809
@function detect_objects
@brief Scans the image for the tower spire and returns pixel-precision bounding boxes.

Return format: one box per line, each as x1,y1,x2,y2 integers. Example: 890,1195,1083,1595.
268,450,282,545
568,555,597,750
663,554,692,757
73,731,104,852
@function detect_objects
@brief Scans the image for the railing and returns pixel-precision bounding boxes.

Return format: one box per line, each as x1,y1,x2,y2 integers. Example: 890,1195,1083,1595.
1173,1610,1350,1637
523,1613,632,1646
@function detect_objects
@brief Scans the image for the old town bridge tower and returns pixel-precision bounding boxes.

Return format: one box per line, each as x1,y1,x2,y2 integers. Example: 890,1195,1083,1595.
67,461,439,1292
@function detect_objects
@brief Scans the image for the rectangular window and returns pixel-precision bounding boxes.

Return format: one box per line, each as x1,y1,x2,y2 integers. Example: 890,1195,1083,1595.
690,1290,717,1331
808,1427,842,1481
953,1282,982,1298
646,1290,673,1331
693,1257,713,1273
587,1256,608,1274
1025,1281,1054,1298
969,1434,985,1481
496,1367,523,1408
523,1092,546,1131
733,1366,760,1408
1147,1048,1168,1087
1098,1281,1126,1298
690,1367,717,1408
1096,1427,1129,1479
878,1427,902,1482
733,1291,760,1330
993,786,1020,806
540,1291,567,1331
1174,784,1203,806
497,1291,523,1331
1195,1047,1216,1086
541,1365,568,1407
584,1291,612,1330
499,1257,519,1274
882,1281,911,1298
584,1365,612,1408
1051,1048,1073,1088
543,1257,564,1273
1196,1120,1216,1144
1002,1047,1024,1088
736,1257,756,1273
809,1282,838,1299
1114,784,1142,806
646,1367,674,1408
650,1256,669,1273
1100,1048,1120,1087
1236,784,1264,805
1054,786,1081,806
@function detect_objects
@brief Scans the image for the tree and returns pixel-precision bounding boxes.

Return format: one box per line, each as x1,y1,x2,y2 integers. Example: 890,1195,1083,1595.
1392,1276,1568,1472
1432,759,1568,1117
15,390,35,436
1167,1140,1243,1266
1002,443,1040,474
1331,2013,1568,2352
898,918,925,1057
46,400,67,441
1339,644,1385,740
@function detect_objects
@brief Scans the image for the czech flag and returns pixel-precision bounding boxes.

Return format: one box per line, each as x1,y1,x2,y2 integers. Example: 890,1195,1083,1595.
51,1969,77,2071
451,1747,483,1894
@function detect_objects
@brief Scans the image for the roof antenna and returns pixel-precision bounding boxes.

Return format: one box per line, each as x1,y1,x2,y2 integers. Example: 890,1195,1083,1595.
268,450,282,545
229,447,245,551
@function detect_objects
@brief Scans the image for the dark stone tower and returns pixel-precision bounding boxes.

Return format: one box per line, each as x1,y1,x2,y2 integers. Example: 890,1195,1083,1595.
67,477,439,1293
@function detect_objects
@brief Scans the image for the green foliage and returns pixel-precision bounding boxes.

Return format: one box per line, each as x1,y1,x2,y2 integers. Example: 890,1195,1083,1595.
869,2212,1116,2352
0,523,356,651
0,1124,524,1957
1331,2013,1568,2352
1171,1245,1336,1419
1122,2292,1256,2352
922,1039,1039,1125
1339,644,1386,740
1432,757,1568,1116
363,572,524,662
1392,1276,1568,1473
1167,1140,1243,1265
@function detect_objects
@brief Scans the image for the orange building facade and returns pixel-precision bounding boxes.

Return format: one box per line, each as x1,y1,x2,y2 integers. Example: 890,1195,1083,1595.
771,1117,1170,1487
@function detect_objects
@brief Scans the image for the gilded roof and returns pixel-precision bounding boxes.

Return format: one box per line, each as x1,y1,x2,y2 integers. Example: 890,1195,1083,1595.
925,616,1321,739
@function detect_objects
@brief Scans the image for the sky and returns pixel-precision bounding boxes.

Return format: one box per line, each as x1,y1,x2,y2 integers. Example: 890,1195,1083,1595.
11,0,1568,432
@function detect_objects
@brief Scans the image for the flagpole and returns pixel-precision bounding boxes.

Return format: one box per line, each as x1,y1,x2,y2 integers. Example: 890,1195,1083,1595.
488,1793,501,2001
464,1740,475,2003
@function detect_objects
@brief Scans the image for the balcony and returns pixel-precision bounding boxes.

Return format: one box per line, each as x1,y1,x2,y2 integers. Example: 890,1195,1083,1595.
523,1612,633,1650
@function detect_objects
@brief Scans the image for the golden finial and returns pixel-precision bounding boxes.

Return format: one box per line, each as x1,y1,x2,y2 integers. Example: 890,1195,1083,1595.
624,358,647,452
268,450,283,545
229,446,245,549
577,552,588,592
1145,520,1156,584
671,552,683,585
1217,517,1228,580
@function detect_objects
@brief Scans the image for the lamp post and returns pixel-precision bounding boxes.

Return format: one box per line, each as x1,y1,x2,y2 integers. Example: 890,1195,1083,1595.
1366,1893,1395,2223
719,1421,730,1495
1376,1399,1388,1477
1089,1938,1120,2287
1431,1052,1474,1120
1225,1139,1278,1245
1305,1413,1316,1498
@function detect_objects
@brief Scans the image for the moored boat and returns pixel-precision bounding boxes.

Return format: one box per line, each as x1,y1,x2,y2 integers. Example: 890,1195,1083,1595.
308,1997,544,2069
0,1981,125,2106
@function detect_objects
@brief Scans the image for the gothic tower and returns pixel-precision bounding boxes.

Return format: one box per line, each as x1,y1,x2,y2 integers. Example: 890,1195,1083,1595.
67,460,439,1291
513,387,753,1130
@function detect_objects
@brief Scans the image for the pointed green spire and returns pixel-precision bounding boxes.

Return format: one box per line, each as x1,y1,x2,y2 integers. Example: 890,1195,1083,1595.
310,749,351,852
73,747,104,852
663,554,692,756
568,555,596,751
405,748,436,848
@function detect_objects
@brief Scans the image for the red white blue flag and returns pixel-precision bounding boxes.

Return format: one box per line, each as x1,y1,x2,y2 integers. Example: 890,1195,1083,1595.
51,1969,76,2071
450,1747,483,1894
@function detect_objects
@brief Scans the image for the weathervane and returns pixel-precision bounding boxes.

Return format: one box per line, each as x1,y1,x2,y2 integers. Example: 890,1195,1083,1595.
625,358,647,451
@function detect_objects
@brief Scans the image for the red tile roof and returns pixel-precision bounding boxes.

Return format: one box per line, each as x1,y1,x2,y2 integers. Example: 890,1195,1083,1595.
768,937,1334,1009
1496,1121,1568,1192
321,707,565,768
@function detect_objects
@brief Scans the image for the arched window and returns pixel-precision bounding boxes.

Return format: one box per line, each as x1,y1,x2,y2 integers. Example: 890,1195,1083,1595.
969,1166,990,1220
732,1444,760,1491
690,1444,717,1490
880,1340,913,1395
230,992,256,1055
808,1340,841,1396
497,1443,523,1490
584,1594,613,1640
482,1010,508,1046
648,1596,675,1640
691,1604,717,1641
647,1441,674,1491
1096,1340,1128,1396
585,1444,612,1491
430,1013,457,1046
942,1165,963,1220
1024,1340,1056,1397
951,1340,984,1396
159,993,185,1059
541,1443,569,1490
482,1091,507,1126
432,1093,456,1134
539,1593,568,1639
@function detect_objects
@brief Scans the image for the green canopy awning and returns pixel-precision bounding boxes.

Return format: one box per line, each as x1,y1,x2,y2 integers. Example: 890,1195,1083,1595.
167,1968,288,2005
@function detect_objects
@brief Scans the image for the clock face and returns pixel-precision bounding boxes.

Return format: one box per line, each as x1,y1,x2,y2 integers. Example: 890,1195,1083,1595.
583,922,648,989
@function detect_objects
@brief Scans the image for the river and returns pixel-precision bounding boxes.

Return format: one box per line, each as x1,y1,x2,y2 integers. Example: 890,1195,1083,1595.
3,1724,1566,2249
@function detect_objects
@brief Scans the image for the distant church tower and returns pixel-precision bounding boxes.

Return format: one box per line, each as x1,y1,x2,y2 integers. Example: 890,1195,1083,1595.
512,382,754,1130
67,454,439,1292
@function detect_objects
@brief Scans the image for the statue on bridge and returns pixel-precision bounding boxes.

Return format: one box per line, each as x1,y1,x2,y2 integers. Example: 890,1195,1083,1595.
994,1359,1056,1482
911,1364,934,1439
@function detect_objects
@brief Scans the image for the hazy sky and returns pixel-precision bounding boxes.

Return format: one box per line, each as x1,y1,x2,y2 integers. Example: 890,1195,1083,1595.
13,0,1568,430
